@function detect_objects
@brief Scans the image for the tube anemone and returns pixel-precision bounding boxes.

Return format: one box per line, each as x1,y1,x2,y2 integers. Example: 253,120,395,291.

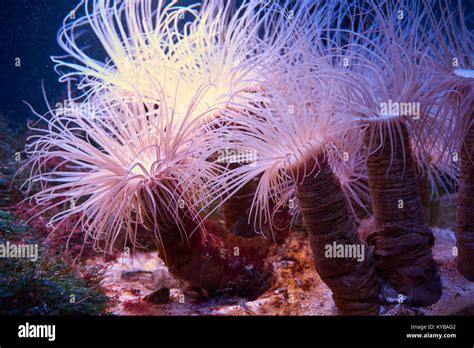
52,0,289,120
201,61,381,314
286,0,442,305
52,0,294,242
331,0,445,306
294,152,379,315
20,86,271,298
419,0,473,281
364,121,441,306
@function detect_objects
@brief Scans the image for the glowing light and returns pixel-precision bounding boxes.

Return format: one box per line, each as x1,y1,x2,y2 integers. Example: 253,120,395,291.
53,0,285,124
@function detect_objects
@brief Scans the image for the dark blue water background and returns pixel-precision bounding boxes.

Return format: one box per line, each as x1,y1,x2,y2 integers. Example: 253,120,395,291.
0,0,206,127
1,0,79,126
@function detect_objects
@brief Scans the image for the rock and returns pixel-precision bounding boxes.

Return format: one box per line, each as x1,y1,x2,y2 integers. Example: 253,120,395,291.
143,288,170,304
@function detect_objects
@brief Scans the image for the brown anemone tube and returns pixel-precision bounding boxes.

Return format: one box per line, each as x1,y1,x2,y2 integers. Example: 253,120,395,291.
292,151,380,315
365,121,442,306
456,116,474,281
150,188,272,300
417,169,432,225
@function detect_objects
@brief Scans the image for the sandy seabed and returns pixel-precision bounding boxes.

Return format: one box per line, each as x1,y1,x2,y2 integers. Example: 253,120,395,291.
86,222,474,316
